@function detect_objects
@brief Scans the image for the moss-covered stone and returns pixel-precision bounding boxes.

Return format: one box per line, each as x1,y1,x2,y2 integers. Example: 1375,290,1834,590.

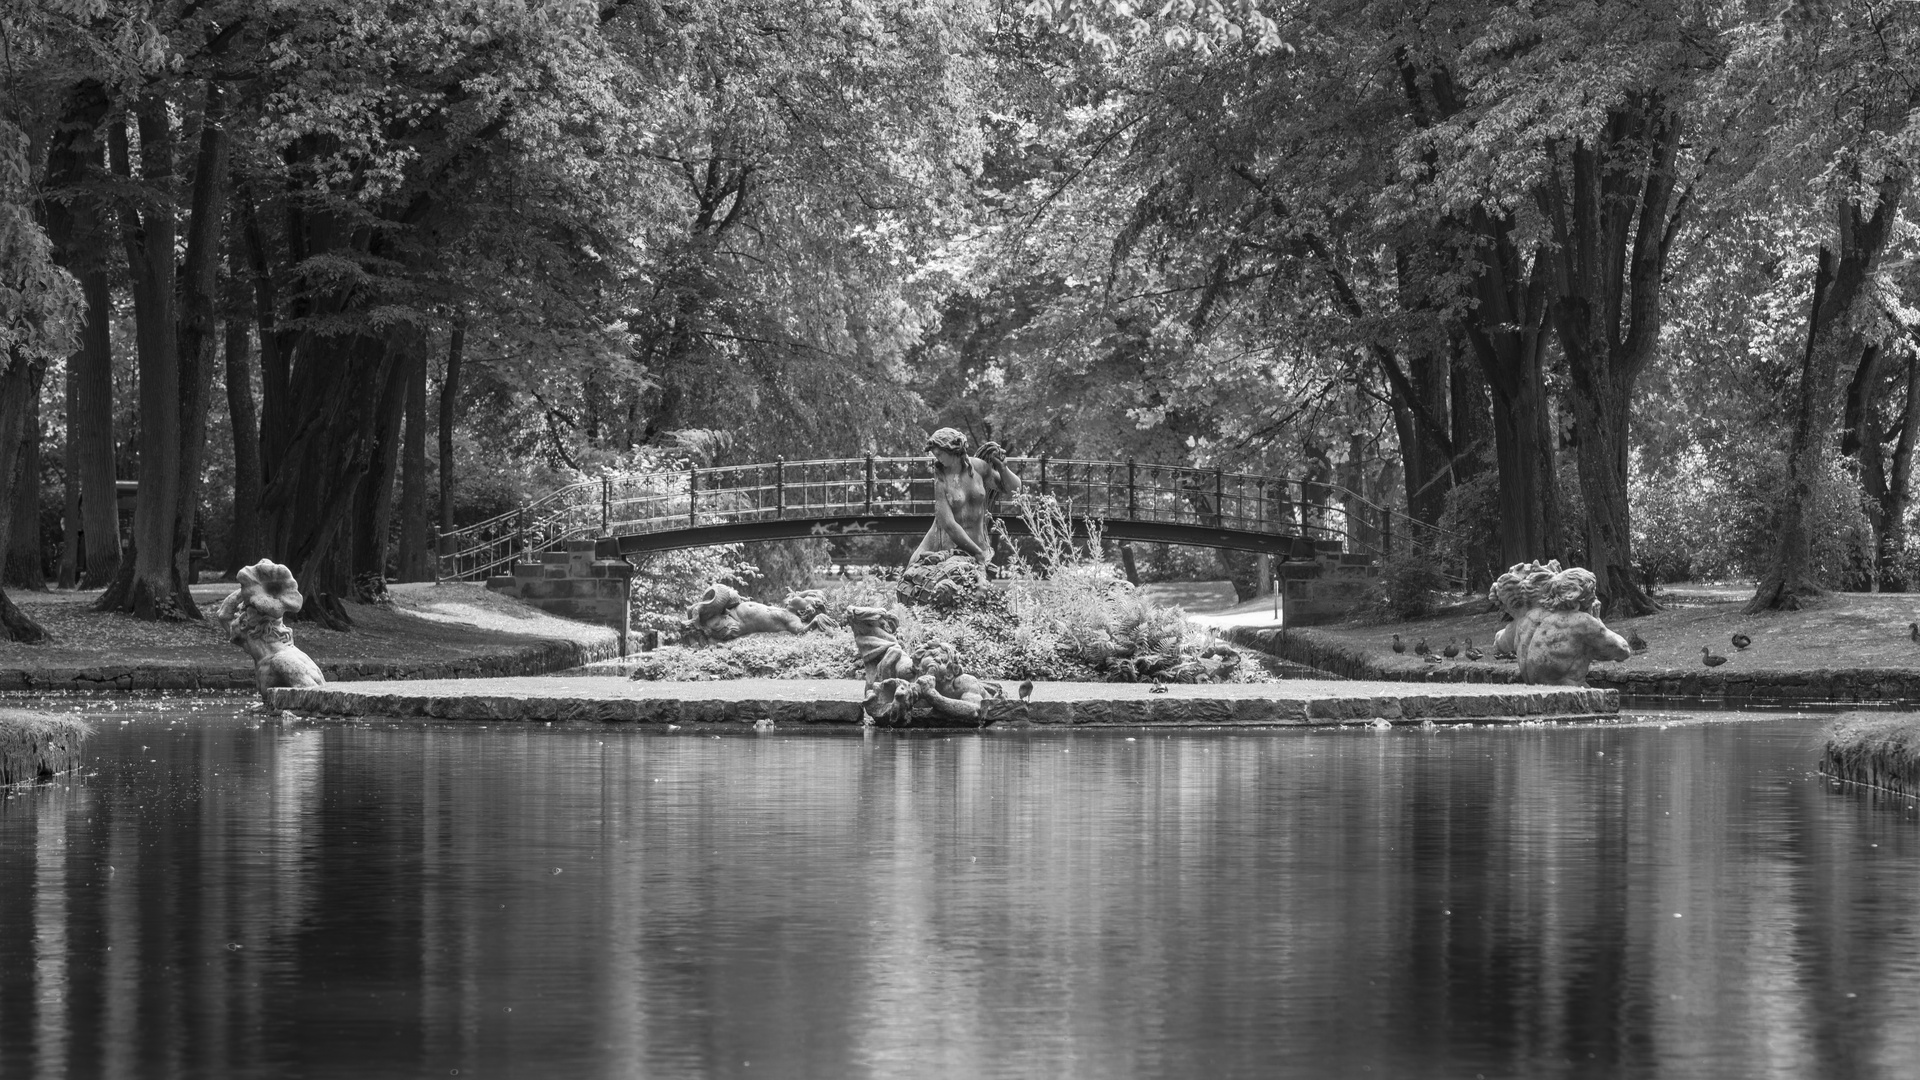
0,709,94,785
1823,714,1920,796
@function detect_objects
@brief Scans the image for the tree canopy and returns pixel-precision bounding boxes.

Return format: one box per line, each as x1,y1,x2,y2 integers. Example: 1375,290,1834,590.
1,0,1916,635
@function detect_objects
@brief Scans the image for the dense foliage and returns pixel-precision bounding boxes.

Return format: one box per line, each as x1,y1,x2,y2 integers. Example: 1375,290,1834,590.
625,494,1259,682
3,0,1918,640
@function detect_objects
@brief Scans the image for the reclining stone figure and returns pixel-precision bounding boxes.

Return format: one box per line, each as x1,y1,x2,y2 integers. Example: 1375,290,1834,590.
685,584,838,643
845,605,1003,726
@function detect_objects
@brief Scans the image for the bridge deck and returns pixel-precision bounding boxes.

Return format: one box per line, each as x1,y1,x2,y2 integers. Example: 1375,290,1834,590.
440,456,1426,581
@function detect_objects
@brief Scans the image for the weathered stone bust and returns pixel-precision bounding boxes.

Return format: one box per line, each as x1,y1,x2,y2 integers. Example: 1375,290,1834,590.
218,559,325,698
1490,561,1629,686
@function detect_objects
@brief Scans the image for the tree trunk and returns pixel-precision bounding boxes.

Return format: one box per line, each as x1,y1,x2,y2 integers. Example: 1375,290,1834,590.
71,265,119,588
1536,100,1681,617
0,356,47,642
350,342,412,599
1843,342,1891,589
1459,210,1562,570
1400,57,1562,571
239,191,292,481
393,349,432,576
1750,173,1907,613
167,82,229,616
1881,344,1920,591
1448,333,1497,588
257,331,398,629
43,79,119,589
4,365,46,590
98,95,189,620
437,322,464,537
225,214,261,576
1749,250,1838,613
60,372,80,589
397,351,431,581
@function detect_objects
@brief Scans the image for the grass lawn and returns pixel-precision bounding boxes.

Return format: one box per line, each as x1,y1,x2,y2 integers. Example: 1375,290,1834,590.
0,582,616,673
1307,583,1920,677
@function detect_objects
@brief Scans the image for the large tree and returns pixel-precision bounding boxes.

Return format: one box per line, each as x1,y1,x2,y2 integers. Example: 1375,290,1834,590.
1,107,83,639
1744,1,1920,612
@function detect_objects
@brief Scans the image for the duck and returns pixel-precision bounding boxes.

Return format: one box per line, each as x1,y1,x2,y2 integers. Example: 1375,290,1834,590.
1391,634,1407,654
1625,628,1648,653
1463,637,1483,662
1149,676,1169,694
1018,679,1033,703
1701,646,1728,668
1424,652,1443,665
1442,638,1460,659
1414,638,1431,656
1910,622,1918,644
1731,633,1751,651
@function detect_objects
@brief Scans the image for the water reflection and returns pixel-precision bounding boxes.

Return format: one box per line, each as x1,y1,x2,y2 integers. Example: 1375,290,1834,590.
2,704,1918,1079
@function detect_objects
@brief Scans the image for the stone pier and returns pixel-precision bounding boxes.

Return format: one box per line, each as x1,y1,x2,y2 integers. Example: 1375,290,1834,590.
269,676,1619,727
486,540,634,654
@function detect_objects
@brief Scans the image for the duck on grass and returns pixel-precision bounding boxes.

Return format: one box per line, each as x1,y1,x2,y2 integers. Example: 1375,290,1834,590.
620,494,1261,688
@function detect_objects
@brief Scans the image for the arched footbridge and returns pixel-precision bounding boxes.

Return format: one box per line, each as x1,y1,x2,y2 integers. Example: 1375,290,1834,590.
436,456,1427,582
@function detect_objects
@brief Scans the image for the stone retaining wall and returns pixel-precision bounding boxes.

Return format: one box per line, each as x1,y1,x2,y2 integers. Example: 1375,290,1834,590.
0,637,617,694
486,540,634,654
266,676,1617,727
1,710,93,784
1227,625,1920,705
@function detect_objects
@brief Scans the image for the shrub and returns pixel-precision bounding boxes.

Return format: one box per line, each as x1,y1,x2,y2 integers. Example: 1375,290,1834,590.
626,495,1269,684
1363,550,1451,620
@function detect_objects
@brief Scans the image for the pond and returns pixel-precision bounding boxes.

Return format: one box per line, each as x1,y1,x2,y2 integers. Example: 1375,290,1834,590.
3,697,1918,1080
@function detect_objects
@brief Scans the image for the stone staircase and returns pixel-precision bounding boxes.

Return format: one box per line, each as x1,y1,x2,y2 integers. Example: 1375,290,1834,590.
485,540,634,654
1276,540,1381,626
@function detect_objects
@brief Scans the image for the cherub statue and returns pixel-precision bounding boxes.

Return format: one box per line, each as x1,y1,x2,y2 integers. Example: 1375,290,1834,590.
1489,560,1560,661
218,559,325,698
1520,566,1630,685
845,606,1003,726
685,584,838,643
847,605,921,725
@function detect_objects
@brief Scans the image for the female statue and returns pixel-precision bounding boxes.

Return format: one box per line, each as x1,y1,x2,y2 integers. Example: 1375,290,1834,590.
912,427,1022,565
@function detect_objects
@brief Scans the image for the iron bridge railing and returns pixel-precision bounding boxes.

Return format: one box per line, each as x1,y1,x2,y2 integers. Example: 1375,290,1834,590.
435,455,1453,582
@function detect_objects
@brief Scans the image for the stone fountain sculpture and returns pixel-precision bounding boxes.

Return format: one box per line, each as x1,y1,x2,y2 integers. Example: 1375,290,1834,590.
1489,560,1630,686
218,559,326,698
898,427,1023,606
846,605,1004,726
685,584,838,643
